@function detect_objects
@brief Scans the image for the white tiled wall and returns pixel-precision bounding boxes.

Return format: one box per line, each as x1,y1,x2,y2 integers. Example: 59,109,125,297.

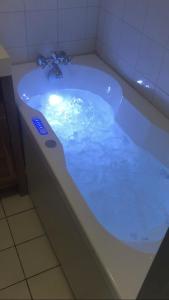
1,0,169,118
0,0,99,64
97,0,169,118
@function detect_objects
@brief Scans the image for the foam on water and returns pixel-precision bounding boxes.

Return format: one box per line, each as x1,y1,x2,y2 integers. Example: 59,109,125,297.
27,89,169,253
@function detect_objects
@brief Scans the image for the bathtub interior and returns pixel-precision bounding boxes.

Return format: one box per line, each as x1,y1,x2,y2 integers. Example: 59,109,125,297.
19,64,123,114
18,64,169,254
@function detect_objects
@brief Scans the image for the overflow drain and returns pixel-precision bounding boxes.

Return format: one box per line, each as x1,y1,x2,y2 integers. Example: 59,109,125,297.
45,139,57,148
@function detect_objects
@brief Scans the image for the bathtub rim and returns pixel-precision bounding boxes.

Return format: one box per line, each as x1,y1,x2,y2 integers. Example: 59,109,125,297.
12,54,169,299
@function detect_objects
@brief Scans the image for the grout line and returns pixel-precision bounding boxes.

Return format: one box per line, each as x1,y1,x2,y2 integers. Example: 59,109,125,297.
26,265,61,281
0,215,7,220
34,211,60,262
0,245,14,254
15,234,46,247
0,279,27,292
56,0,59,45
43,229,76,298
27,38,95,48
4,216,33,299
0,10,25,14
4,206,35,219
25,280,33,300
23,0,29,60
33,210,75,297
0,201,6,219
0,261,71,299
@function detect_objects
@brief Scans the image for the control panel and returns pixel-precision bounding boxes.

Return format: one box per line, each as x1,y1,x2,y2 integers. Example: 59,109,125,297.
32,117,48,135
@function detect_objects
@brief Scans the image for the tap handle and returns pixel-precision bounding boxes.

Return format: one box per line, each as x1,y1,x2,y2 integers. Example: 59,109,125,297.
50,50,71,64
36,55,47,68
51,51,60,64
59,51,66,58
63,55,72,64
59,51,71,64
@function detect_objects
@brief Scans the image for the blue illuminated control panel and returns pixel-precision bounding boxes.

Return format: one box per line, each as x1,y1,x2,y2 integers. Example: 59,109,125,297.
32,118,48,135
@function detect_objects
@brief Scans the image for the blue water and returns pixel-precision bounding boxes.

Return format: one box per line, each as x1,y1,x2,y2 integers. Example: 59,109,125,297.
27,89,169,253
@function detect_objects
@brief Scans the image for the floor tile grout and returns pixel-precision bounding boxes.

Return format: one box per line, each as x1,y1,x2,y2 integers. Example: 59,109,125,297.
0,245,14,254
4,215,33,299
43,232,75,298
0,234,46,255
0,279,27,292
15,234,46,247
0,265,61,293
26,265,61,281
0,201,6,220
6,207,35,219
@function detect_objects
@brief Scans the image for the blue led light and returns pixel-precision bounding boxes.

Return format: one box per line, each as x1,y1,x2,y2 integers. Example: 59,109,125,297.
32,118,48,135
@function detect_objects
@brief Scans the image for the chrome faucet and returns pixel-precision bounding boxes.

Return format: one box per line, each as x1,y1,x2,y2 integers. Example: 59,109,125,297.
36,51,71,78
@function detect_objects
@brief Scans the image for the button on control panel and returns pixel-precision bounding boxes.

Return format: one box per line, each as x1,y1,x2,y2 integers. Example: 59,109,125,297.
32,118,48,135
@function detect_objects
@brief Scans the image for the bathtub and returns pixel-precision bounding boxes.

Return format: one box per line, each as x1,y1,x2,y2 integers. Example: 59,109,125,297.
12,54,169,299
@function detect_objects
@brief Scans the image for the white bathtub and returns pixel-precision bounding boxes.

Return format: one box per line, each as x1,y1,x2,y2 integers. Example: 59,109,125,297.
12,55,169,299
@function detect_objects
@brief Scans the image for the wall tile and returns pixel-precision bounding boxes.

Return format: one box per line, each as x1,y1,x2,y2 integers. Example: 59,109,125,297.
105,14,123,55
86,7,99,38
123,0,148,31
116,56,135,82
157,49,169,95
58,8,87,42
96,39,120,71
0,12,26,47
102,0,124,18
118,21,141,67
152,87,169,118
59,38,95,55
28,43,58,61
26,11,58,46
24,0,58,11
0,0,97,64
97,0,169,116
6,47,28,64
58,0,87,8
0,0,24,12
144,0,169,46
97,9,106,42
87,0,100,6
135,35,165,83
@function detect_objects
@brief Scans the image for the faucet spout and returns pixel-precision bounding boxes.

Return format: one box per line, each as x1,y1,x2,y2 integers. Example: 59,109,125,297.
36,50,71,79
52,64,63,78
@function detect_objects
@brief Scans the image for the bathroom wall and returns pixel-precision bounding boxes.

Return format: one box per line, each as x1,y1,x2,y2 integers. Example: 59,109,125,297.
0,0,99,64
97,0,169,118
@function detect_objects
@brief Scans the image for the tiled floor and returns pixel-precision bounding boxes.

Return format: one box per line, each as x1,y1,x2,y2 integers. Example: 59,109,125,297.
0,194,74,299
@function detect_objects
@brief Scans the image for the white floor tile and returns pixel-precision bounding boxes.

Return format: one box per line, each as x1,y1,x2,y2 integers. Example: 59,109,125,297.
2,194,33,216
8,209,44,244
0,281,31,299
0,203,5,219
0,248,24,289
17,236,59,277
28,267,73,299
0,219,13,251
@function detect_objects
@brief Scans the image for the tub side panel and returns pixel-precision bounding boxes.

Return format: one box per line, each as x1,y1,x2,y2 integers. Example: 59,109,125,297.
22,119,118,300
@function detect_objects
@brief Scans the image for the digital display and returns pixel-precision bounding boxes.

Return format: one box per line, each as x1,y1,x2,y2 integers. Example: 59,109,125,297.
32,118,48,135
